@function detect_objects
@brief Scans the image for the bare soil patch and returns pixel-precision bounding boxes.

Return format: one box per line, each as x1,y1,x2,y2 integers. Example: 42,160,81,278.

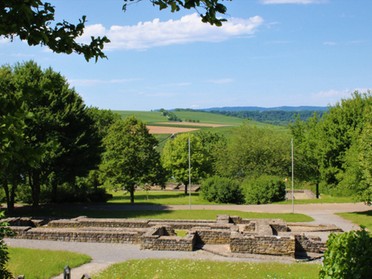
155,122,231,127
147,126,199,134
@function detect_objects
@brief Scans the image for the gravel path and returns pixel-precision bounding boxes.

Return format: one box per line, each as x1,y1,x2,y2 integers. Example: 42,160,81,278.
5,202,370,278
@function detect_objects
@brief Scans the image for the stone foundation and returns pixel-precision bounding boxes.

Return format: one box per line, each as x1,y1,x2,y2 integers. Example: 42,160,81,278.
231,232,295,257
7,215,337,258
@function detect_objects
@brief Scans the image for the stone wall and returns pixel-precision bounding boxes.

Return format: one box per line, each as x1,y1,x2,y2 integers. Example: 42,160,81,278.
295,234,326,253
7,215,331,257
12,227,144,244
47,218,149,229
141,226,196,251
231,233,295,257
192,227,232,245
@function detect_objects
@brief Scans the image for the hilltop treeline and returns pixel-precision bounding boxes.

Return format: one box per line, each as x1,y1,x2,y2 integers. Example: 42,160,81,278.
204,110,326,125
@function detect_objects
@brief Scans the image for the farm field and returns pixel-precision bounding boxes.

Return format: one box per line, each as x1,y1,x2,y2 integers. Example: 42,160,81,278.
115,110,289,136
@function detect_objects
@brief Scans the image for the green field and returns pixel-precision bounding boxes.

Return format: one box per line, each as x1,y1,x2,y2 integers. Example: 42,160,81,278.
94,259,321,279
337,210,372,232
114,110,244,125
7,247,91,279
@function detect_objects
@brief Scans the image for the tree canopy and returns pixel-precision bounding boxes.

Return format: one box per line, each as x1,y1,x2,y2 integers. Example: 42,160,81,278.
100,116,163,203
291,91,372,202
0,61,102,209
1,0,229,61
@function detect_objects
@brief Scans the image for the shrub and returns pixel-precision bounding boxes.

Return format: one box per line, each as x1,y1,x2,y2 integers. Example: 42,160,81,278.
201,176,244,204
319,228,372,279
0,211,12,279
242,175,286,204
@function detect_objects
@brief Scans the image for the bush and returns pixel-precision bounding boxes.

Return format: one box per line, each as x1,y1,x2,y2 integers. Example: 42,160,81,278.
201,176,244,204
242,175,286,204
319,228,372,279
0,211,12,279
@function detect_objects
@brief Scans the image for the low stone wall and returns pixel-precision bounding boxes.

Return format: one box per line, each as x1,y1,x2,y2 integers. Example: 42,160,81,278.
48,218,150,229
7,215,332,257
4,217,46,227
141,226,196,251
231,233,295,257
295,234,326,253
192,227,231,245
12,227,144,244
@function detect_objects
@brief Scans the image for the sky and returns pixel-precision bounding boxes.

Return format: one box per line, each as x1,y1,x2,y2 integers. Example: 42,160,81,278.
1,0,371,111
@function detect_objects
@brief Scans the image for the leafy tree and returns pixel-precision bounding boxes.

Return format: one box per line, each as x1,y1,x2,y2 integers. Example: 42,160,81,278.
0,65,36,211
100,116,163,204
195,130,227,176
1,0,229,61
161,133,209,194
290,114,322,196
216,123,291,179
1,61,101,208
316,92,371,194
0,211,12,279
319,228,372,279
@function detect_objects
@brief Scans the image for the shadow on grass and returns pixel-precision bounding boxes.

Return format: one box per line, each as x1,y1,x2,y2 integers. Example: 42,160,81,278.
351,210,372,217
6,203,171,219
109,192,200,204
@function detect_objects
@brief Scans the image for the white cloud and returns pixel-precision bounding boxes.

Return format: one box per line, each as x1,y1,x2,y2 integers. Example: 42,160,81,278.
207,78,234,84
260,0,326,4
312,88,371,105
323,41,337,46
79,13,263,50
0,37,11,44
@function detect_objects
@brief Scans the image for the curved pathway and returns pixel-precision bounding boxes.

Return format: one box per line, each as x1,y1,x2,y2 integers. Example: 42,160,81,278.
6,202,370,278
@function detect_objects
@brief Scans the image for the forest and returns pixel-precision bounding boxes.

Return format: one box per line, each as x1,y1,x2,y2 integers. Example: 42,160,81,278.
1,61,371,210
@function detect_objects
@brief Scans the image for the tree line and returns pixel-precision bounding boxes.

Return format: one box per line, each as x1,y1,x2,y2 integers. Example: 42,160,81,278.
206,110,327,126
1,62,371,210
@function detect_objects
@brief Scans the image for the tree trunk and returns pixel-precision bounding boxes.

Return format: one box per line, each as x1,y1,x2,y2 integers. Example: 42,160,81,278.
184,183,188,195
129,185,135,204
29,170,41,208
2,178,13,212
316,182,319,199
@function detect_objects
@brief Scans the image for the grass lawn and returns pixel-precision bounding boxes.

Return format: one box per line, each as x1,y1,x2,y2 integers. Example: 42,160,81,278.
109,190,215,205
337,210,372,232
278,194,356,205
94,259,321,279
7,206,313,222
7,247,91,279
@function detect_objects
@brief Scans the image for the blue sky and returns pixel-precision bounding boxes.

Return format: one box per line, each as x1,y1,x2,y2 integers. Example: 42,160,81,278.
1,0,371,110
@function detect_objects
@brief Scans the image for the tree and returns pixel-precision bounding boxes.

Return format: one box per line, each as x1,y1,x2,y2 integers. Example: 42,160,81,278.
316,92,371,195
1,0,229,61
1,61,102,208
216,123,291,179
100,116,162,204
161,133,210,194
290,114,322,196
0,65,36,211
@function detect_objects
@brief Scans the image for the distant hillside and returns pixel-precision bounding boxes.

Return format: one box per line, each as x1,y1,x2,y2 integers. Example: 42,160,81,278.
202,106,328,112
193,106,329,126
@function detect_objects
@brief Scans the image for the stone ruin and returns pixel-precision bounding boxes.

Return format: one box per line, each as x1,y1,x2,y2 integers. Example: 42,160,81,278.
5,215,342,259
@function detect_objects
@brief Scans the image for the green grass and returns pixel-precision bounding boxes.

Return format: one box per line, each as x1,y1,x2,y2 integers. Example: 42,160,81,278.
277,194,356,204
109,190,214,205
7,247,91,279
337,210,372,232
94,259,321,279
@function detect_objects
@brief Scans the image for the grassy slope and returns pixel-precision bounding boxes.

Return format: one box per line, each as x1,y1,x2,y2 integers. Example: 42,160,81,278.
114,110,289,136
95,259,320,279
8,247,91,279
